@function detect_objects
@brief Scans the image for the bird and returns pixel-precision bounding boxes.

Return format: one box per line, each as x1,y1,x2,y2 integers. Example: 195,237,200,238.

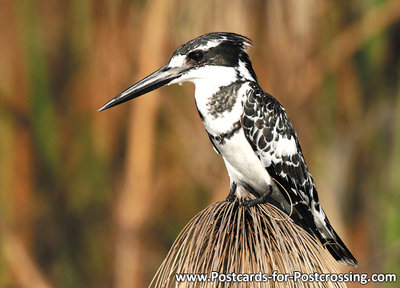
99,32,359,267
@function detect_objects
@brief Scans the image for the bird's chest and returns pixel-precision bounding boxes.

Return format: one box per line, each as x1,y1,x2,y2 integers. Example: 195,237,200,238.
194,82,246,136
194,82,273,192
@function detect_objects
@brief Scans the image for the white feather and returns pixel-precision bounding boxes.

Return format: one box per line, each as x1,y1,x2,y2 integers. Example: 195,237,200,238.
168,55,186,68
195,39,224,50
221,130,273,193
274,137,297,157
238,60,256,82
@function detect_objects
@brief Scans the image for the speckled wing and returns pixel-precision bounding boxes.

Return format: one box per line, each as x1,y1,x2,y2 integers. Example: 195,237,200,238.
241,82,315,210
240,83,359,267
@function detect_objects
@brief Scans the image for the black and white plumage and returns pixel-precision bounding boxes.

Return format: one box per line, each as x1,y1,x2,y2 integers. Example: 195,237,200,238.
99,32,359,267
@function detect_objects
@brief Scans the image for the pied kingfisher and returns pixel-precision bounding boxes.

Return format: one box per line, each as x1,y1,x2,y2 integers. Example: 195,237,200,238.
99,32,358,267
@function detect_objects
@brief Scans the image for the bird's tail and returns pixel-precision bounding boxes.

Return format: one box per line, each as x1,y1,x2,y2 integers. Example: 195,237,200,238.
313,208,359,267
322,227,359,267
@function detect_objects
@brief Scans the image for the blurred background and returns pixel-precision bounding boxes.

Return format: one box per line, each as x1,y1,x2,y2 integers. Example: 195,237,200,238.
1,0,400,287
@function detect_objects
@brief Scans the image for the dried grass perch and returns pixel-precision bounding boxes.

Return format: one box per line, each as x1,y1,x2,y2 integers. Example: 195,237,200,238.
150,194,346,288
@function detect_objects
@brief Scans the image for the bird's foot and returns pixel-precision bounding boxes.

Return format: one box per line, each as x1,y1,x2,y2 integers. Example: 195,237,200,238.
242,196,267,208
226,193,236,202
242,186,272,208
226,182,237,202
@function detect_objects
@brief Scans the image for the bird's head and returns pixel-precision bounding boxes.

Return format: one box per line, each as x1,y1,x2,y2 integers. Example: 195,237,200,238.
98,32,257,111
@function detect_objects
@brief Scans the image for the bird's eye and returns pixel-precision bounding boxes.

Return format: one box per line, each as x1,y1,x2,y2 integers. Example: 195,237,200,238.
188,50,204,62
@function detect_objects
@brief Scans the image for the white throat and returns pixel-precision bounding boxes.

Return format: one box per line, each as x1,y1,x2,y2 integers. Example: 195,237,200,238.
192,66,238,92
192,66,238,125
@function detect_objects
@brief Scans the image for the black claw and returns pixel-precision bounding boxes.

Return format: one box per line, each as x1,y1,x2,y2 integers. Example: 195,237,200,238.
226,182,237,202
242,198,262,208
226,193,236,202
241,185,272,208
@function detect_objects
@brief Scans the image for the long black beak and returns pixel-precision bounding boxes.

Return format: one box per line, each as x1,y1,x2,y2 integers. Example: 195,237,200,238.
98,64,187,111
